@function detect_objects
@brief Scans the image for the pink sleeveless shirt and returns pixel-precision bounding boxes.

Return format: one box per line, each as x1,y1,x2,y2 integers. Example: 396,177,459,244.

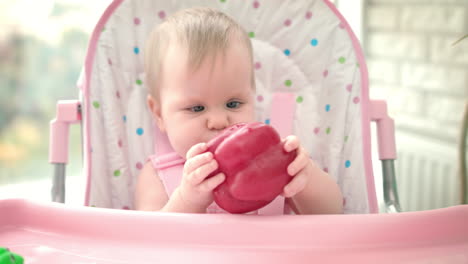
148,152,288,215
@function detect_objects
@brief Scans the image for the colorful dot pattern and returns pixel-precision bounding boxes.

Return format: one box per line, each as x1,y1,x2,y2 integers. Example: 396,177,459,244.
136,162,143,170
88,2,367,213
345,160,351,168
310,38,318,46
136,128,144,135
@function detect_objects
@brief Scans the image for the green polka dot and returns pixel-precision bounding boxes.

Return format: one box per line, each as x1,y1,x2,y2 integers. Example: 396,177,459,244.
248,32,255,38
114,170,121,177
326,127,331,134
356,63,360,68
90,205,96,207
344,136,349,142
296,96,303,103
136,79,142,85
338,57,346,64
220,0,226,2
101,27,106,32
285,80,292,87
93,101,100,109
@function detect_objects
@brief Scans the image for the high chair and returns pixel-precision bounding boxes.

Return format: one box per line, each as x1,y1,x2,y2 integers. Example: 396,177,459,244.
1,0,466,263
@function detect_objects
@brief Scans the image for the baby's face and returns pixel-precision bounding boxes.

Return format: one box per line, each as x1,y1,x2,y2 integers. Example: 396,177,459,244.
150,42,256,158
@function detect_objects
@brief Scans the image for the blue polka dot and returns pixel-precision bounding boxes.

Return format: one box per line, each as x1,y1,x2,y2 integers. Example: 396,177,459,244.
345,160,351,168
134,47,140,54
123,115,127,122
136,128,144,135
284,49,291,56
265,119,270,125
310,39,318,46
325,104,331,112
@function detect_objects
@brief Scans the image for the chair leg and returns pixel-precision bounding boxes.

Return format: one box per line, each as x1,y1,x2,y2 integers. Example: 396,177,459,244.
382,160,401,213
49,100,81,203
52,163,66,203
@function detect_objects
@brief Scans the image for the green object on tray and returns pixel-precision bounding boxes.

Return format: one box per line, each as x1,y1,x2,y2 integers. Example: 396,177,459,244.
0,248,24,264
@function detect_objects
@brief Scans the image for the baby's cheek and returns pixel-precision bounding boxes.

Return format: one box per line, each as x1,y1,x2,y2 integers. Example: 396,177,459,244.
165,131,188,158
179,140,195,159
235,107,256,124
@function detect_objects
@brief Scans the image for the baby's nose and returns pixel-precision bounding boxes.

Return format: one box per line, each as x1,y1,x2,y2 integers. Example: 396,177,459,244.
207,112,229,131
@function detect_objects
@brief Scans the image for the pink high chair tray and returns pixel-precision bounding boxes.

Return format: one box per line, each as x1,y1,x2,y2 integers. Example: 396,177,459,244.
1,199,467,263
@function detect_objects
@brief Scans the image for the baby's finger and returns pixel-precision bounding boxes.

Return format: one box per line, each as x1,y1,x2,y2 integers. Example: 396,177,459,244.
187,159,218,186
283,169,308,197
283,135,300,152
287,149,309,176
199,173,225,193
184,152,213,175
186,142,208,160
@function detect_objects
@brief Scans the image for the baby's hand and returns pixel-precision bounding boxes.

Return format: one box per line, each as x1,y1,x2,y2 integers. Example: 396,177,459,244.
282,136,314,198
178,143,225,211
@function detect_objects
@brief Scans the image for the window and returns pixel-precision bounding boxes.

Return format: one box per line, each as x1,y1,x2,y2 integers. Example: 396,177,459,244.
0,0,110,201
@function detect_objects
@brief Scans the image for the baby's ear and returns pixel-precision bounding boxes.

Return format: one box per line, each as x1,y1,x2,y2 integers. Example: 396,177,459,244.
147,94,165,132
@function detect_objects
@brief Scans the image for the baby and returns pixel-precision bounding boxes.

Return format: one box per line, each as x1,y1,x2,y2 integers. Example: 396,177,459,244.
135,7,343,214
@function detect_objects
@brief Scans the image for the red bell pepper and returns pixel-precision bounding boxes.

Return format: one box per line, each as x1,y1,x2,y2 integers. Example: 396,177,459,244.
207,122,296,214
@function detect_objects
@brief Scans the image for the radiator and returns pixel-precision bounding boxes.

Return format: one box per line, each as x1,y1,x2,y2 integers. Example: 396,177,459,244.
395,132,460,212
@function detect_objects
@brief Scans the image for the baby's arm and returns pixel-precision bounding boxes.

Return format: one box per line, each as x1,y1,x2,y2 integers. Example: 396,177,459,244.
134,162,169,211
282,136,343,214
134,143,225,213
134,162,205,212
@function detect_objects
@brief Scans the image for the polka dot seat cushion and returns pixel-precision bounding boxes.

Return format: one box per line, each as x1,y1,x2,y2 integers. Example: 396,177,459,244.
83,0,376,214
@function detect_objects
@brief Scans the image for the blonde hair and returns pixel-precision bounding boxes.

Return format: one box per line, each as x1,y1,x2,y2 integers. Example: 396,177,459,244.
144,7,255,98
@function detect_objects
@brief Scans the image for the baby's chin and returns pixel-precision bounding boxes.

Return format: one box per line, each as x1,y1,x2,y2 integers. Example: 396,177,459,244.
175,147,188,160
176,143,204,160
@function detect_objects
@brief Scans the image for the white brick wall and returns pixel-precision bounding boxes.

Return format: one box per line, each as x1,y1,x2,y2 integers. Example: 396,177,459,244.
365,0,468,140
426,94,466,124
368,33,427,60
430,36,468,64
368,59,399,84
401,63,467,96
364,0,467,211
401,6,466,33
368,6,399,30
370,0,467,3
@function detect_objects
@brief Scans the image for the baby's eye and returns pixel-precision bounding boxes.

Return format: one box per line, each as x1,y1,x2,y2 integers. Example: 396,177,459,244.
189,105,205,112
226,101,242,109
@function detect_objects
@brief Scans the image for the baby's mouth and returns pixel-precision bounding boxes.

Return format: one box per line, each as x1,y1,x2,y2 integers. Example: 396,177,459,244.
207,132,221,142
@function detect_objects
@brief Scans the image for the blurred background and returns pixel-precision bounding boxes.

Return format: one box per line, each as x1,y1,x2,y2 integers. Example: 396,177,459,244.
0,0,466,211
0,0,112,203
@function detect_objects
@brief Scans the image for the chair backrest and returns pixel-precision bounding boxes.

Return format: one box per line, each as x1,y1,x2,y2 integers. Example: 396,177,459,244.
81,0,377,214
